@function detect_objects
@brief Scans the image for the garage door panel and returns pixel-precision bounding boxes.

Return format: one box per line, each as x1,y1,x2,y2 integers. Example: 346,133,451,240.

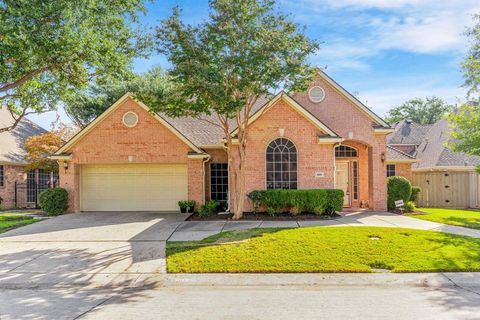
81,164,188,211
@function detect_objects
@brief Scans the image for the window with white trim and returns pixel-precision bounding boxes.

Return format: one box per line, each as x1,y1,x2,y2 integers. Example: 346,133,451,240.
386,164,396,177
335,145,357,157
266,138,297,189
353,161,359,200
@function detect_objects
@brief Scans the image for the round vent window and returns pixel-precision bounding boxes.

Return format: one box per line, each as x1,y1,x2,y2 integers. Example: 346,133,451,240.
308,86,326,103
122,111,138,128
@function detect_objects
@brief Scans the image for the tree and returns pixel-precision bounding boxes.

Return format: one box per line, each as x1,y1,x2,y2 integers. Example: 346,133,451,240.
463,14,480,98
0,0,149,132
155,0,318,219
24,132,64,173
449,14,480,173
64,67,172,127
385,97,453,125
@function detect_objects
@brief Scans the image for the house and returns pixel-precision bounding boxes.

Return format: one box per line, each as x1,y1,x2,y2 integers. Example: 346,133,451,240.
386,119,480,208
52,71,395,213
0,107,58,208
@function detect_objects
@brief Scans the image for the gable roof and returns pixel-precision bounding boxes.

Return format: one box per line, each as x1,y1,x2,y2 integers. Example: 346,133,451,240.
55,93,204,155
0,107,47,165
231,92,340,138
316,70,391,128
386,145,416,163
412,119,480,170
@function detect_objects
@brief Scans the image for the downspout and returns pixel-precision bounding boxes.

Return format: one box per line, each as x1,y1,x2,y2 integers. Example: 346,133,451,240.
202,154,211,204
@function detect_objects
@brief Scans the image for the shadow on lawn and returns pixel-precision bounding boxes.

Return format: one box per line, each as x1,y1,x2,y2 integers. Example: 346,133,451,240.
440,216,480,229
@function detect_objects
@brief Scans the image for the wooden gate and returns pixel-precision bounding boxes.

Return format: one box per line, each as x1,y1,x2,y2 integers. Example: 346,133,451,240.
413,171,479,208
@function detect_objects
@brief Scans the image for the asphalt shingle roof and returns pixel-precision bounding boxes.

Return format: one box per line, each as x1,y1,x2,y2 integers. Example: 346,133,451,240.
387,120,432,145
0,107,47,164
386,145,416,161
413,119,480,169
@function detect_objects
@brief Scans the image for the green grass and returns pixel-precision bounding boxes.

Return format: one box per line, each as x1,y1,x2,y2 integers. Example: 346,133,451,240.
0,214,38,234
167,227,480,273
407,208,480,230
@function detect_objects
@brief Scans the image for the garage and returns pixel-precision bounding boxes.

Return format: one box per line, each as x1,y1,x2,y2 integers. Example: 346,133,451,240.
81,164,188,211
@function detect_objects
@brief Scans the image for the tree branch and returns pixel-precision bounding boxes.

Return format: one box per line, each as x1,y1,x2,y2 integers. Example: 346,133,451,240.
0,65,54,93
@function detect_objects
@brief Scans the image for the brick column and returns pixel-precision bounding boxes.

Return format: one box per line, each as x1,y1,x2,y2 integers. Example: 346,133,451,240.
187,158,204,207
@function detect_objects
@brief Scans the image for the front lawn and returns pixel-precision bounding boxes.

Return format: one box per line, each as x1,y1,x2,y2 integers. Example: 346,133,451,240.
167,227,480,273
407,208,480,230
0,214,38,234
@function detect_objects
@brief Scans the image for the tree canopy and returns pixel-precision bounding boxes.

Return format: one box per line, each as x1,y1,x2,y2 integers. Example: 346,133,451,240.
0,0,149,132
64,67,172,127
385,97,453,125
155,0,318,218
449,13,480,172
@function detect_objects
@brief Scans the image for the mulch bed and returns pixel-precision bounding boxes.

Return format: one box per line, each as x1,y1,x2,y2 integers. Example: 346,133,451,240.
186,212,341,221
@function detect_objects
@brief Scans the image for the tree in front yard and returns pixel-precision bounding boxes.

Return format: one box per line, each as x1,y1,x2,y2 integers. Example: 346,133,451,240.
155,0,319,219
384,97,453,125
449,13,480,173
0,0,150,132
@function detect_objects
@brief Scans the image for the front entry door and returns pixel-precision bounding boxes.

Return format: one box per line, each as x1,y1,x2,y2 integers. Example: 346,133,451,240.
336,162,350,207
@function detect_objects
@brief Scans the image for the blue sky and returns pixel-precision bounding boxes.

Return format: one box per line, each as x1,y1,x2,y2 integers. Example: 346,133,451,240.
29,0,480,129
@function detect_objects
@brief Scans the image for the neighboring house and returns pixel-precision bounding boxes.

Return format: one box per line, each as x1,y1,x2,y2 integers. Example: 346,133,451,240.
0,107,59,208
386,119,480,208
52,71,395,213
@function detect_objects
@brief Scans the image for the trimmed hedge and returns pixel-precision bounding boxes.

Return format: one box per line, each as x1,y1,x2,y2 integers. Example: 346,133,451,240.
410,186,421,203
387,176,412,210
248,189,344,216
38,188,68,215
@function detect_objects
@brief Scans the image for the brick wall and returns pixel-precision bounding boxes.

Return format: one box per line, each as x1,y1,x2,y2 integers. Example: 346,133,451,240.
0,165,26,208
59,97,202,212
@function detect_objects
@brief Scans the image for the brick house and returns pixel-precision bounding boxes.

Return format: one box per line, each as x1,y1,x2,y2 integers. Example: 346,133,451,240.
52,71,396,213
0,107,55,208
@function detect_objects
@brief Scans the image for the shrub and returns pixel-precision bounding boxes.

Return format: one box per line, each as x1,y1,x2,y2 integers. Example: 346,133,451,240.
410,186,421,203
387,176,412,210
178,200,196,213
248,189,344,216
198,200,219,217
403,201,416,213
324,189,344,216
38,188,68,215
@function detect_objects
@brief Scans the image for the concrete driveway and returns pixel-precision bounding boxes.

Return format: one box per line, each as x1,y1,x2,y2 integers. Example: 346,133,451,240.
0,211,188,288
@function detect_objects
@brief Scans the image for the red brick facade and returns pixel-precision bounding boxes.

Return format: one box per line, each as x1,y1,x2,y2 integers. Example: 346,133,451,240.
0,165,26,208
58,74,391,213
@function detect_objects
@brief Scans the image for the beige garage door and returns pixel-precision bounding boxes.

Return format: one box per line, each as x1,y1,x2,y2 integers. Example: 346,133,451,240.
81,164,188,211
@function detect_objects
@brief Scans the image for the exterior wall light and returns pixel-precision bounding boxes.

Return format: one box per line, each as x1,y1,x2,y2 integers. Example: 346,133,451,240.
380,152,386,162
63,161,69,171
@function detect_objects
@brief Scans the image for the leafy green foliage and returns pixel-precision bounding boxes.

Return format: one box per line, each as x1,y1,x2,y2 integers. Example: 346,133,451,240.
178,200,196,213
403,201,416,213
38,188,68,216
199,200,219,217
0,0,149,131
387,176,412,210
167,227,480,273
155,0,318,218
448,103,480,173
385,97,453,125
463,14,480,97
247,189,344,216
410,186,421,203
64,67,172,127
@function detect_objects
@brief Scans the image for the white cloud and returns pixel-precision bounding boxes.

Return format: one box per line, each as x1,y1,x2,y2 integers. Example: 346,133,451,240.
359,85,467,116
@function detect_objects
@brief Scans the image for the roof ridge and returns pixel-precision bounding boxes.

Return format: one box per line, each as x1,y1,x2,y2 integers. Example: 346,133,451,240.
387,145,416,159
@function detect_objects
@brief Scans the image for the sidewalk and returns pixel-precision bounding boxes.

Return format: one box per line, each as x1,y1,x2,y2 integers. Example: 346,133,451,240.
168,210,480,241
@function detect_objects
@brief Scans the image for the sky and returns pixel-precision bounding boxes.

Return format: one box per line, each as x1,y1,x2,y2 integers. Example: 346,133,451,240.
28,0,480,129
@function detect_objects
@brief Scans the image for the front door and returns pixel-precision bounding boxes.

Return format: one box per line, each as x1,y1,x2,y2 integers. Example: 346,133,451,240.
336,161,350,207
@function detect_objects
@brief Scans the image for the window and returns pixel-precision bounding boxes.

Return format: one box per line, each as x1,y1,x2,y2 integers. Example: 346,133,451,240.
386,164,396,177
210,163,228,209
353,161,359,200
0,165,3,187
335,145,357,157
266,138,297,189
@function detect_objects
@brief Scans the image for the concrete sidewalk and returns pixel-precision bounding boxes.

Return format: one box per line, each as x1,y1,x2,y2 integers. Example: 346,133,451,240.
168,211,480,241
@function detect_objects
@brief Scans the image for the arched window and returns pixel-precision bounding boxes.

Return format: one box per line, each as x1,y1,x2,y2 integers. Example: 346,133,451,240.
266,138,297,189
335,145,357,157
